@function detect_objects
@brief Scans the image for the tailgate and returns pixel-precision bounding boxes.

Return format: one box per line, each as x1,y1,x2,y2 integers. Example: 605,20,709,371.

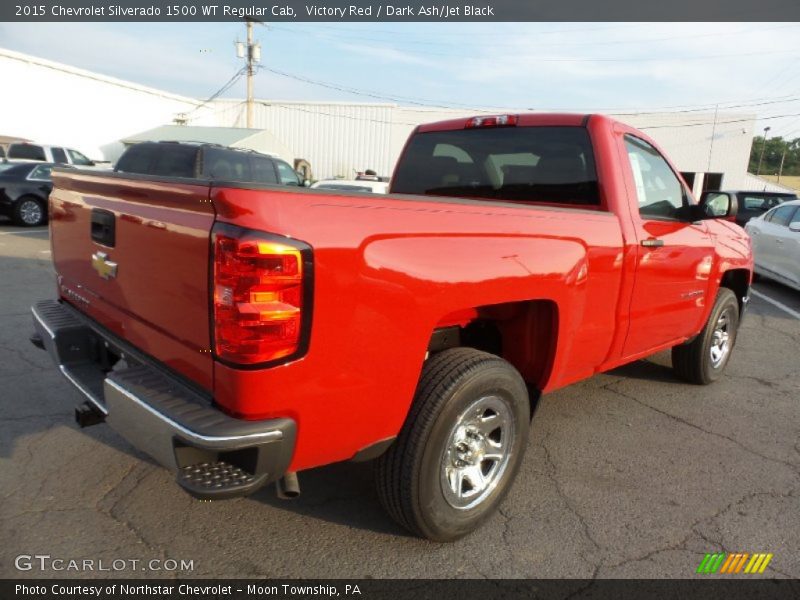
49,170,215,392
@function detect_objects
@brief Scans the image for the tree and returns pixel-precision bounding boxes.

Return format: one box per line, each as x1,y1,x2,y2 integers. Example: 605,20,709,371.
749,136,800,176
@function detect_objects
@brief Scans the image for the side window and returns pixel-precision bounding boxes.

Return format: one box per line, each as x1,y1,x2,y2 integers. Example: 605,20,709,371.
768,205,797,227
202,148,251,181
9,144,46,161
624,135,686,219
251,156,278,184
51,147,68,164
28,165,53,181
275,160,300,186
67,149,93,166
150,145,198,178
115,144,152,174
742,196,766,210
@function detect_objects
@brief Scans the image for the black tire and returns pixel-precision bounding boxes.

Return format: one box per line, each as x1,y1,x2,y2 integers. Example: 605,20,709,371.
375,347,530,542
12,196,46,227
672,288,739,385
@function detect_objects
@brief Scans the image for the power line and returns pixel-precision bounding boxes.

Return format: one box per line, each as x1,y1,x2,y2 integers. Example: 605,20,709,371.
255,100,420,126
185,66,246,117
260,65,800,116
638,111,800,130
258,66,498,111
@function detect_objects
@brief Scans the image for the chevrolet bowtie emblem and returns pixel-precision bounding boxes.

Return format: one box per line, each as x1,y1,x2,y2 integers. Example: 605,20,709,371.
91,251,118,280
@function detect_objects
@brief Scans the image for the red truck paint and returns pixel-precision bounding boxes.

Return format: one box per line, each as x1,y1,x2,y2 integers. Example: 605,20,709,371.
48,114,752,475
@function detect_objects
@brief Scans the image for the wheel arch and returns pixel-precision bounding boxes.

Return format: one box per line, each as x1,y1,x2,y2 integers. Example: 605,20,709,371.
719,268,751,315
428,299,559,414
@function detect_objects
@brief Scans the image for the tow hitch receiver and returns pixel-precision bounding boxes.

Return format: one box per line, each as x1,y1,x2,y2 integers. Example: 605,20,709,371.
75,401,106,428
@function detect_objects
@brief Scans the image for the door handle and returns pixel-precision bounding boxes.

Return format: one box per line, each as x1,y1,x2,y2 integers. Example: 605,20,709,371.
641,238,664,248
775,239,784,244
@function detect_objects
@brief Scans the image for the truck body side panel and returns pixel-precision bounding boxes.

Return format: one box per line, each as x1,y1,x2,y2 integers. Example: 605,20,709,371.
211,186,624,471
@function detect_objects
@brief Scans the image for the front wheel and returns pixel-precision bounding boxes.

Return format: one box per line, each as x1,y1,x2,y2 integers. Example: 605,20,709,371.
672,288,740,385
375,348,530,542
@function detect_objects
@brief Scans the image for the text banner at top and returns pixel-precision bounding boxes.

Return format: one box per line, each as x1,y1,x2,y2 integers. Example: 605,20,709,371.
4,0,800,22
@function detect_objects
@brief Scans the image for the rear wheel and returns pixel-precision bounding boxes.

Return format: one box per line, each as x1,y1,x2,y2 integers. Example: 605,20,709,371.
13,196,46,227
672,288,739,385
375,348,530,542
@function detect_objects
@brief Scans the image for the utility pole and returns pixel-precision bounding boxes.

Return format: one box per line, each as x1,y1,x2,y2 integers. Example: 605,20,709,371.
756,126,771,176
236,20,261,128
778,146,787,184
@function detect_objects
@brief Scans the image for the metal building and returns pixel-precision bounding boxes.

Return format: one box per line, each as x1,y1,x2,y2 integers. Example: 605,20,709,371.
210,99,763,195
1,47,785,195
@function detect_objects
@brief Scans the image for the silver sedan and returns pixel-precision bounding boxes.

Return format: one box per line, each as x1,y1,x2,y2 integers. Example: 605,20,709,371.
745,199,800,292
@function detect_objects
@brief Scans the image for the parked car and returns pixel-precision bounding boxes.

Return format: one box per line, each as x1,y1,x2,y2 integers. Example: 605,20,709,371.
7,142,99,167
311,179,389,194
0,162,62,226
702,190,798,227
115,141,308,186
744,199,800,291
31,113,751,542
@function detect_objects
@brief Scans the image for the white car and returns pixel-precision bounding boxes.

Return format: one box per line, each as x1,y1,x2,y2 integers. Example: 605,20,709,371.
745,199,800,292
311,179,389,194
6,142,101,167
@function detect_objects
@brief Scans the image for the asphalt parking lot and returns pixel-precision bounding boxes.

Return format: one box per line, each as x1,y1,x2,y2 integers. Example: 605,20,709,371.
1,220,798,580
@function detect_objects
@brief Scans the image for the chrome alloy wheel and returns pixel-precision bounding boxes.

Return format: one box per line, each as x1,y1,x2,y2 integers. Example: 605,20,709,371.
440,395,515,510
19,199,43,226
709,309,733,368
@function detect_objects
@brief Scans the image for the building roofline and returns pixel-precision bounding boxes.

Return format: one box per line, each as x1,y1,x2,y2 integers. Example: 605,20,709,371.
0,47,202,106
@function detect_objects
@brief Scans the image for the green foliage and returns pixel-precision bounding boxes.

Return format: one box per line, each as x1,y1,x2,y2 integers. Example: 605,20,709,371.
749,136,800,176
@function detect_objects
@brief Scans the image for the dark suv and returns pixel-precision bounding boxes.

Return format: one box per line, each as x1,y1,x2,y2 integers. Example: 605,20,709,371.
115,142,306,186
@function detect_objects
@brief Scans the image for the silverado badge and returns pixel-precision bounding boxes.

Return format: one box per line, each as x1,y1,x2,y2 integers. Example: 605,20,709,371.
91,251,118,280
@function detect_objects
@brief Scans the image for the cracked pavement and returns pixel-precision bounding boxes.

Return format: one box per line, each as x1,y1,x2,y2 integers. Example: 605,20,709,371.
1,222,798,579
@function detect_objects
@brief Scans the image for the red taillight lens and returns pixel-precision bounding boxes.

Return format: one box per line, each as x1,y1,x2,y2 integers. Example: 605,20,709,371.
465,115,518,129
212,224,311,366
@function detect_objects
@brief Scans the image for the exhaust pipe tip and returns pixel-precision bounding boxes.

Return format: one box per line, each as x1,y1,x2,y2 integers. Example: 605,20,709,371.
276,472,300,500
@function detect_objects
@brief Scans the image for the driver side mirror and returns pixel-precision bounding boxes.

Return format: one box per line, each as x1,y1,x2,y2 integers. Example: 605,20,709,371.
789,222,800,233
697,191,738,221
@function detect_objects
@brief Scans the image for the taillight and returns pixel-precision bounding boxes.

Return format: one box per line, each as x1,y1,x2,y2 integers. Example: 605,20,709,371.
465,115,518,129
212,223,312,366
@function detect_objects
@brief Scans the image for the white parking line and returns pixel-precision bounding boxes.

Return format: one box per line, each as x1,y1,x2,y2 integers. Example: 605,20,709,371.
0,228,48,235
751,289,800,320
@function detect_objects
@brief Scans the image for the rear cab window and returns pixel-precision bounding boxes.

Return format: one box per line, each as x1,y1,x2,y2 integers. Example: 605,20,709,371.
9,144,46,161
391,126,599,207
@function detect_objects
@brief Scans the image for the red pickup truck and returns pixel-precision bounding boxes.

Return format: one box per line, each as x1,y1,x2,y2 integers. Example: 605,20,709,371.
32,114,752,541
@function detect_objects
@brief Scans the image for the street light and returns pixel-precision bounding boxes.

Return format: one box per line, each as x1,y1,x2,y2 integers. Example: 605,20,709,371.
756,126,772,176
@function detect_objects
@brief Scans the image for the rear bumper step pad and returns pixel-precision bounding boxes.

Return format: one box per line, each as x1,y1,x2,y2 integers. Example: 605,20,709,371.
31,299,295,500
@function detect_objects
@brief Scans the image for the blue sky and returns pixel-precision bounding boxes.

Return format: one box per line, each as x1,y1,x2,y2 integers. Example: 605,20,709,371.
2,21,800,137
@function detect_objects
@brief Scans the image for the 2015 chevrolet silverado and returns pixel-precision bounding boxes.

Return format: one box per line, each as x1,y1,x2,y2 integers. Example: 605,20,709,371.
31,114,752,541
